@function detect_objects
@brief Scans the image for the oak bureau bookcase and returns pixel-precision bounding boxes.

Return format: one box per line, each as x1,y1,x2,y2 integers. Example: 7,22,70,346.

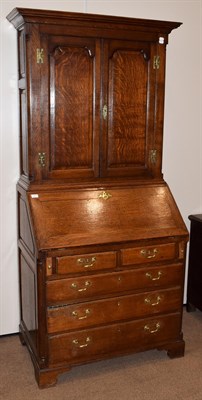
7,8,188,388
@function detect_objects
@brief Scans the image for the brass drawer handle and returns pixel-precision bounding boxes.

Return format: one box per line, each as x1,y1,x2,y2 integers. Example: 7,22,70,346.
71,309,91,320
70,281,92,292
72,336,91,348
141,248,158,259
77,256,96,268
145,271,162,281
144,322,161,334
144,295,162,306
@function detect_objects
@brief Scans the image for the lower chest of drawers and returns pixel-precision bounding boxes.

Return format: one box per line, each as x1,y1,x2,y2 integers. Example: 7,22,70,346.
45,241,185,368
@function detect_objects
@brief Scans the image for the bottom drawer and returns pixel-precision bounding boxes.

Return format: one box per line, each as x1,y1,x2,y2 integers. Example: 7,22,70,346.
49,312,181,366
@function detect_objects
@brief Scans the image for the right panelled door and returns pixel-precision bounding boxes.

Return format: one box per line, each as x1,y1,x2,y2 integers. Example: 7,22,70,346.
101,39,165,179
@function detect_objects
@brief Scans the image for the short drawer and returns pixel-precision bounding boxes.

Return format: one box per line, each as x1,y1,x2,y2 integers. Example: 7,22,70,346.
53,251,116,275
48,312,182,366
46,263,184,305
121,243,176,266
47,287,182,333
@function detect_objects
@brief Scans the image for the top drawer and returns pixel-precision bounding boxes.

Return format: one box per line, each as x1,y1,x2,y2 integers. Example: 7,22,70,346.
121,243,176,266
51,251,117,275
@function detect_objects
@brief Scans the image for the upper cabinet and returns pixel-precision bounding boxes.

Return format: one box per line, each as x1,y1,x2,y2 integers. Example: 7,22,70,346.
7,8,181,184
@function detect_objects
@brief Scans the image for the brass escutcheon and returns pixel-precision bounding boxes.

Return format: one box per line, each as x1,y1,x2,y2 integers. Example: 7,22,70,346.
98,191,112,200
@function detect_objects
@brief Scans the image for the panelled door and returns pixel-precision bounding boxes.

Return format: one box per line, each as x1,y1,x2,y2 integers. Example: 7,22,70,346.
101,39,163,178
41,35,100,180
39,33,165,181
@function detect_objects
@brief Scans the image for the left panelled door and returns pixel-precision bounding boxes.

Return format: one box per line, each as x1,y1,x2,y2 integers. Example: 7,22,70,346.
40,34,101,180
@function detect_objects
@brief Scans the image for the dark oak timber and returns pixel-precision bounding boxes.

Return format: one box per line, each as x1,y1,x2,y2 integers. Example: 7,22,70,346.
7,8,188,388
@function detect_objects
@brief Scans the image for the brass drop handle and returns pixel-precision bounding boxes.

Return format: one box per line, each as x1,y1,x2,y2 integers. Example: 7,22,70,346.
72,336,91,348
141,248,158,259
70,281,91,292
77,257,96,268
144,295,162,306
145,271,162,281
71,309,91,320
144,322,161,334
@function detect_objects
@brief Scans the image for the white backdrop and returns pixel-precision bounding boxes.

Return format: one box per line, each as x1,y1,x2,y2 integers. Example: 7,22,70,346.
0,0,201,335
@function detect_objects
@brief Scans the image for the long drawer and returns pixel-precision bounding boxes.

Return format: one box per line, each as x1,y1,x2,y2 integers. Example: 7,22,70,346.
47,287,182,333
46,263,184,304
48,312,182,366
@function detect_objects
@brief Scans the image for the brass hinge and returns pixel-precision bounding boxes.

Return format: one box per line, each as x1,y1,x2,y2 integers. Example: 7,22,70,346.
102,104,108,120
150,149,157,164
38,152,46,167
37,48,44,64
153,55,160,70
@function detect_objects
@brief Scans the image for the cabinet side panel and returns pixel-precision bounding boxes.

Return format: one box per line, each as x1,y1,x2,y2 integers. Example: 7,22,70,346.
19,90,29,177
18,29,26,79
18,29,29,178
19,193,35,255
20,252,37,346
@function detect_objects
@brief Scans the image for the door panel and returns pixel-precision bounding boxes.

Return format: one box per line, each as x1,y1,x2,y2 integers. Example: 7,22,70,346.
108,48,148,167
101,40,158,178
50,46,93,171
41,35,100,180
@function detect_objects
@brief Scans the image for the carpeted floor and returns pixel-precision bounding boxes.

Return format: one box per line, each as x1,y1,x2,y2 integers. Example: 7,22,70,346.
1,308,202,400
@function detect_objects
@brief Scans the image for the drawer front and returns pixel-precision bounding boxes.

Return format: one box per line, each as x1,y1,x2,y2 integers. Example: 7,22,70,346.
47,287,182,333
56,251,117,275
48,312,182,366
121,243,176,266
46,263,184,304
